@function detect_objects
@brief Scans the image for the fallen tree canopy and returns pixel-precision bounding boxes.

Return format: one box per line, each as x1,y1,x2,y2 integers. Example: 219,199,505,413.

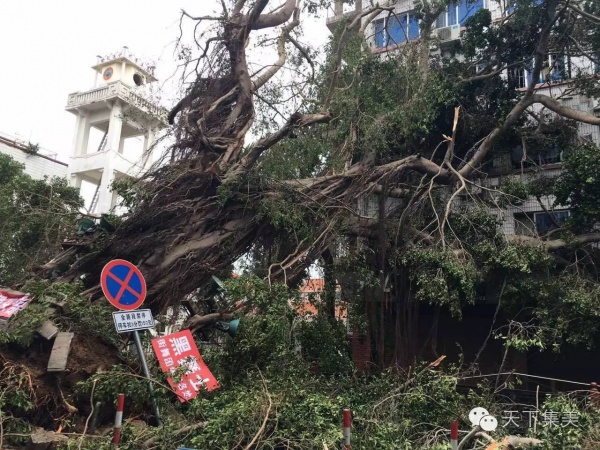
31,0,600,336
1,277,600,449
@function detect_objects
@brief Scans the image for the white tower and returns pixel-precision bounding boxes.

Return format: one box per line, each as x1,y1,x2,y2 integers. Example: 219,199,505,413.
66,47,167,214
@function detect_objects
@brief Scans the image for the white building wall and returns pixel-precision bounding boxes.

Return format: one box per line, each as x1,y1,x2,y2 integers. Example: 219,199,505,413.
0,140,67,180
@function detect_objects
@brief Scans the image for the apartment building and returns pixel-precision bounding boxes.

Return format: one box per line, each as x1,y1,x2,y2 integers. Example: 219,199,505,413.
328,0,600,239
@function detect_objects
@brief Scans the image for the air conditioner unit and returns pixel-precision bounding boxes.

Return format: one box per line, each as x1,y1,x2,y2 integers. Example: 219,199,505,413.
436,27,452,41
435,25,461,42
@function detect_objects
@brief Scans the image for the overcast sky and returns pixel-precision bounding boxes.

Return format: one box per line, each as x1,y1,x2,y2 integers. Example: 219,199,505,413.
0,0,330,161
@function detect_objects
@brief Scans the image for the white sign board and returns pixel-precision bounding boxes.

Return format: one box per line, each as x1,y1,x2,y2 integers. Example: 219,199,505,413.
112,309,155,333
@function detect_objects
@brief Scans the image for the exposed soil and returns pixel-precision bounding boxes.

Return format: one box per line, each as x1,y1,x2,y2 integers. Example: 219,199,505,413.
0,331,120,430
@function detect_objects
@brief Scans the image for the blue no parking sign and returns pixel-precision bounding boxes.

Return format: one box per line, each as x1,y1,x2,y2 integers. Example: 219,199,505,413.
100,259,147,311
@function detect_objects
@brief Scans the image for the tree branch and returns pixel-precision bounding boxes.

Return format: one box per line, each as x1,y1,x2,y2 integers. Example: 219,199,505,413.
250,0,297,30
184,311,238,331
233,0,248,15
565,2,600,23
252,4,300,91
457,426,482,450
532,93,600,125
507,233,600,250
181,10,225,21
323,4,394,110
460,59,528,83
458,0,562,178
227,112,332,178
288,35,315,81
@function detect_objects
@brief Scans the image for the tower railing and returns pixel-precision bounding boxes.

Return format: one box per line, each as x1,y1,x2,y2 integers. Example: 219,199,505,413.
66,81,167,123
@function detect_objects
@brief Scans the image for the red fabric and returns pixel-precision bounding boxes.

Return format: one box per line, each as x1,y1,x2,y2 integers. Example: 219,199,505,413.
0,290,30,319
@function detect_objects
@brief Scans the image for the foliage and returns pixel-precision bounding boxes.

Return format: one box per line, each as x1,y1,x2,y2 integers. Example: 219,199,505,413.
297,314,354,375
402,248,478,317
0,154,82,285
207,277,300,383
75,364,170,416
0,302,51,348
554,143,600,232
536,394,596,450
498,176,529,205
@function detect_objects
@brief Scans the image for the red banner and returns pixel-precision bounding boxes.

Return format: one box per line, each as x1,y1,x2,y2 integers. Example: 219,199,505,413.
151,330,219,402
0,290,31,319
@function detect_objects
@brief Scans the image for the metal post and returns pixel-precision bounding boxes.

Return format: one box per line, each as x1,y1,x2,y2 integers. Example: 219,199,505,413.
113,393,124,446
133,330,161,423
343,409,351,449
89,401,102,434
451,421,458,450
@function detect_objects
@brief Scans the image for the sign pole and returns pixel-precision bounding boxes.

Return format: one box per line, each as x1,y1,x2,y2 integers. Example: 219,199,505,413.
133,329,161,423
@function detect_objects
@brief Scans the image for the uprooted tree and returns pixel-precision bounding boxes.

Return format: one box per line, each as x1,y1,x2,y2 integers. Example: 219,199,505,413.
4,0,600,444
32,0,600,361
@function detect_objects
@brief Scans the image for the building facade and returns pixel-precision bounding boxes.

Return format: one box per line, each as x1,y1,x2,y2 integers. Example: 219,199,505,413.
0,132,67,180
328,0,600,240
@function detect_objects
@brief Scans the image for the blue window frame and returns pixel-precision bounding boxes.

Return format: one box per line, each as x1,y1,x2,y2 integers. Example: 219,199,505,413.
437,0,484,27
408,15,419,41
374,19,386,47
458,0,484,24
387,15,407,45
373,13,420,48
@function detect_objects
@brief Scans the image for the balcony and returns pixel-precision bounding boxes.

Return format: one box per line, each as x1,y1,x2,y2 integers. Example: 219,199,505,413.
66,81,167,124
68,149,146,181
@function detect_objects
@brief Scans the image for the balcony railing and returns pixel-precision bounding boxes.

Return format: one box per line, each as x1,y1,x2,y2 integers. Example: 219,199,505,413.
66,81,167,123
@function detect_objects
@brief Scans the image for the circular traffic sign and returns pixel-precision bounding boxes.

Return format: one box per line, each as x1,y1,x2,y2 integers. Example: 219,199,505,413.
101,259,147,311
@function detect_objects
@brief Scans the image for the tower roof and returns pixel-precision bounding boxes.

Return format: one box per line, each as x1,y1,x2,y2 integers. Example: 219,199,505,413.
92,48,157,83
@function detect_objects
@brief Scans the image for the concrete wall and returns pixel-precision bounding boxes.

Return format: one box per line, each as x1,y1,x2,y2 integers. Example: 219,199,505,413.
0,138,67,180
98,63,146,89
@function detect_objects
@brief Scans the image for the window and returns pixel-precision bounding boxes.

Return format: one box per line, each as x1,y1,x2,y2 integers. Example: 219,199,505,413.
517,54,572,88
537,144,562,164
547,54,569,83
506,0,542,15
374,13,419,48
514,211,569,236
581,133,593,142
436,0,484,28
508,66,526,89
514,213,536,236
534,211,569,234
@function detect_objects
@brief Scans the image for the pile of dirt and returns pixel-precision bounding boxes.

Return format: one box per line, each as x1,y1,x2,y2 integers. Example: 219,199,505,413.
0,331,120,430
